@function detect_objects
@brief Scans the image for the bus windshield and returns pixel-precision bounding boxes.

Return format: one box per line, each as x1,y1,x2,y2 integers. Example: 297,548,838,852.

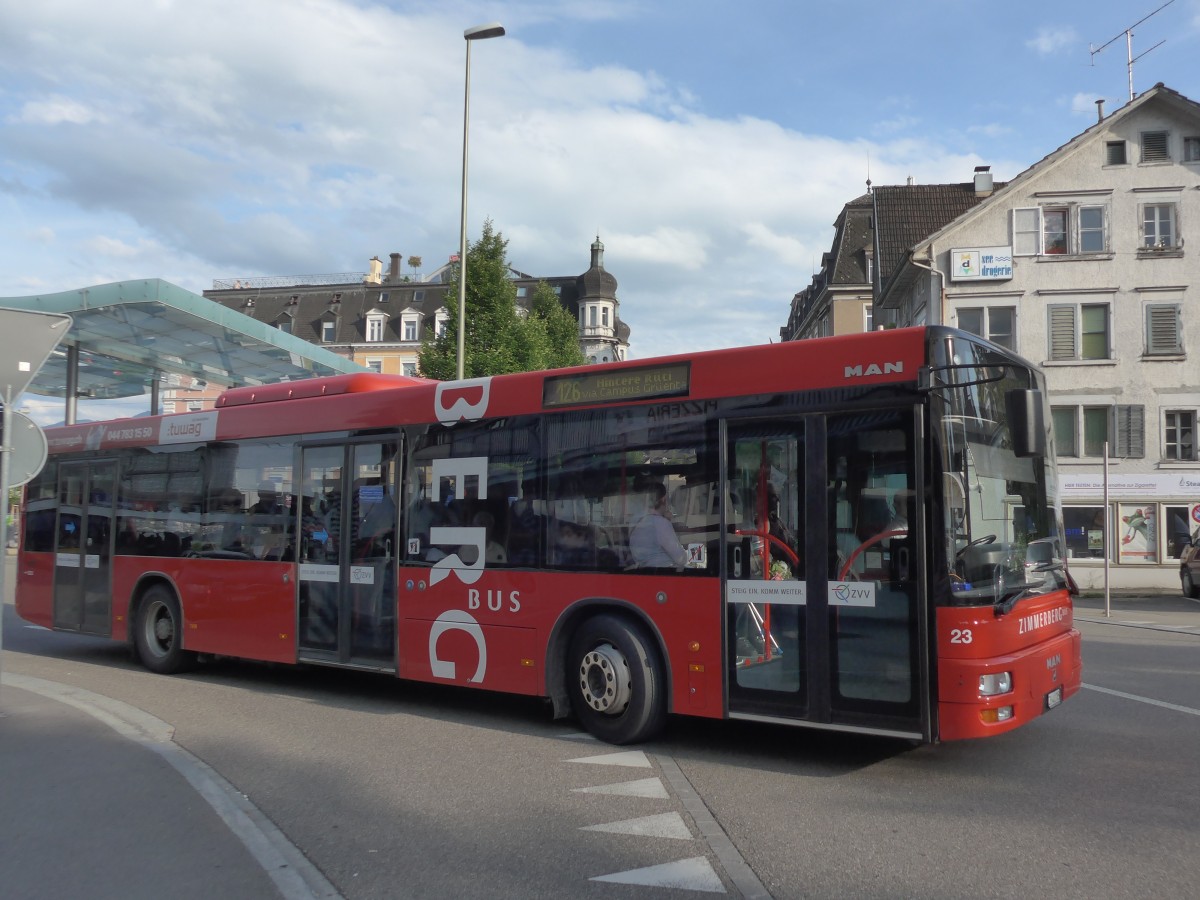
932,335,1068,609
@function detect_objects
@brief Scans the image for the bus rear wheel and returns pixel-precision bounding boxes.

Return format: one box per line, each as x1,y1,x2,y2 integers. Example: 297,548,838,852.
134,586,196,674
567,614,666,745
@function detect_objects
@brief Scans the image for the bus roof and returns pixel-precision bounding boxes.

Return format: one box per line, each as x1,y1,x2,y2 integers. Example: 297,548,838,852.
43,327,936,454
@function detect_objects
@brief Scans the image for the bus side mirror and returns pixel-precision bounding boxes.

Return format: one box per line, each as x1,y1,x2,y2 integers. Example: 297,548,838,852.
1006,389,1046,458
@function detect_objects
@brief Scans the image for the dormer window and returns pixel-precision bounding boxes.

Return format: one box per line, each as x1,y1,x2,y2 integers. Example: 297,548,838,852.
401,313,420,342
380,291,390,303
321,321,336,342
367,314,386,342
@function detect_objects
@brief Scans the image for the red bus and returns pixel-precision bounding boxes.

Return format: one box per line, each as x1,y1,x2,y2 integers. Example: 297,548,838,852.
16,326,1081,744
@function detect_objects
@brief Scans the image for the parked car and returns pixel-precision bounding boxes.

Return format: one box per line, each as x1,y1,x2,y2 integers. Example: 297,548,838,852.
1179,529,1200,598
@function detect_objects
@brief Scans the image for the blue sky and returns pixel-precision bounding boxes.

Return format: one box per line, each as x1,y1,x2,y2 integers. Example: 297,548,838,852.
2,0,1199,419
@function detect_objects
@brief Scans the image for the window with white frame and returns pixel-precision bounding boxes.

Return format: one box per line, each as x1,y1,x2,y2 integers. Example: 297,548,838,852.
957,306,1015,351
321,320,336,343
1185,137,1200,162
1164,410,1196,460
1048,303,1109,360
402,362,417,376
366,314,385,342
402,314,419,342
1145,304,1182,356
1013,208,1041,255
435,311,448,337
863,304,874,333
1140,130,1170,162
1013,204,1108,256
188,400,203,412
1141,203,1177,249
365,358,383,373
163,401,177,414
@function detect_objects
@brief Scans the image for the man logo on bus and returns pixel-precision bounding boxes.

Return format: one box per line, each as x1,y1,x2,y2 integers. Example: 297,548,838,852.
434,376,493,424
844,361,903,378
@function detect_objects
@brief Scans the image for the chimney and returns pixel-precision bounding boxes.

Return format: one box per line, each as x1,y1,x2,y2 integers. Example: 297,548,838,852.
389,252,401,282
1096,98,1105,122
366,256,383,284
906,176,914,186
973,165,993,197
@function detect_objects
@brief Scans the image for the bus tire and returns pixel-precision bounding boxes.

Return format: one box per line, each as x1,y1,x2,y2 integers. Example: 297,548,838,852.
134,585,196,675
567,614,666,745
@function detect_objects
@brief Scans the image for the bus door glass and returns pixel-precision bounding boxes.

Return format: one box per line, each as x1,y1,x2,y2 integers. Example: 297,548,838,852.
297,440,400,667
724,422,808,718
826,408,926,735
53,460,116,635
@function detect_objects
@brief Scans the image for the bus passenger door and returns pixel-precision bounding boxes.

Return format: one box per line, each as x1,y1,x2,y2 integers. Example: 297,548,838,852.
723,410,929,740
825,408,927,739
723,422,809,720
297,440,400,669
52,461,116,635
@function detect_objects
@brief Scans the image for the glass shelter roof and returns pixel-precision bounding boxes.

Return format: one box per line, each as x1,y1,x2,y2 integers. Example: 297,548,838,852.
1,279,365,401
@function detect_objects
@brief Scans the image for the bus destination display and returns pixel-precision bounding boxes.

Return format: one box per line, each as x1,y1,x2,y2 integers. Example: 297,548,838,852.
543,362,691,409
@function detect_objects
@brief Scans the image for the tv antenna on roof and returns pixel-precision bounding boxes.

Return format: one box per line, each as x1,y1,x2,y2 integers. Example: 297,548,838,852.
1090,0,1176,101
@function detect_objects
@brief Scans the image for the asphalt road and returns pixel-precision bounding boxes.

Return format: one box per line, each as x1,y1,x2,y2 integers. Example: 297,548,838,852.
3,557,1197,899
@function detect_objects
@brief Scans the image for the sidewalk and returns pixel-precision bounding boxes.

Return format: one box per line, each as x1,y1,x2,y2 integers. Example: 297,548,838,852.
0,675,337,900
1073,590,1200,631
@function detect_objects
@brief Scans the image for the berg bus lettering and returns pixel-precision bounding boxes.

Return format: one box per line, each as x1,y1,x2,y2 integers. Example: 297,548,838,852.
428,456,488,586
429,609,487,682
434,376,493,424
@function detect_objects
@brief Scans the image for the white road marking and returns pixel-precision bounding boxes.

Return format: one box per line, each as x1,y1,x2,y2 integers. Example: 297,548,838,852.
590,856,726,893
572,777,669,799
1083,682,1200,717
567,750,651,767
580,812,693,840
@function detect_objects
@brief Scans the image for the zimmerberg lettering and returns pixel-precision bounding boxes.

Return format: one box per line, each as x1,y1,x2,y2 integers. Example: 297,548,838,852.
1018,607,1069,635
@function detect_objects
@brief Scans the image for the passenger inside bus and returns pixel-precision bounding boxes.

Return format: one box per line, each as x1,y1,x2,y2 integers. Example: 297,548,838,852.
629,482,687,572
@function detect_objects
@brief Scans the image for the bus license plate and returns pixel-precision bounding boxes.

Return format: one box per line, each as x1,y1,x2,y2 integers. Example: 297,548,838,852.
1045,687,1063,710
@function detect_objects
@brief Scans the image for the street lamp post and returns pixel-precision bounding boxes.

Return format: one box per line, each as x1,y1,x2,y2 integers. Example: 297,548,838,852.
457,21,505,381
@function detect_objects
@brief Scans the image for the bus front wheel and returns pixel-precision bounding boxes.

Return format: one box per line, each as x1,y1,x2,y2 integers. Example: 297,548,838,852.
134,586,196,675
567,614,666,745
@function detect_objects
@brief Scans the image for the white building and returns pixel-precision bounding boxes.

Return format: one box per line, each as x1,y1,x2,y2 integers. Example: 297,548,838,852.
874,83,1200,591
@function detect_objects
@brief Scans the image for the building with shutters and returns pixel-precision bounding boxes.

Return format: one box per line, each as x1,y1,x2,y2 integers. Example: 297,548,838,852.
869,83,1200,590
202,237,630,379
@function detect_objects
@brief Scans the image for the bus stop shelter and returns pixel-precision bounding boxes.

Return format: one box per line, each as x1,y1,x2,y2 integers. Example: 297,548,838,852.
1,279,367,423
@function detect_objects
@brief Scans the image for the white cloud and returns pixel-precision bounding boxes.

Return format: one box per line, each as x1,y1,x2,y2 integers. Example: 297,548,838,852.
0,1,1035,363
1026,26,1077,56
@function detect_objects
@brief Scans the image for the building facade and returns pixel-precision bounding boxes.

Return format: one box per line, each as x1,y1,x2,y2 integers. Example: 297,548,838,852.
871,84,1200,590
200,238,630,381
780,194,875,341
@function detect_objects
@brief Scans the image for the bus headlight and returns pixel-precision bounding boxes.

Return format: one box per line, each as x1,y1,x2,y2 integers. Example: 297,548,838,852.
979,672,1013,696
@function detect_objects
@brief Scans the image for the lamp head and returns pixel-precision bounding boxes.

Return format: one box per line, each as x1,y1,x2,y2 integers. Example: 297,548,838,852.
465,22,505,41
